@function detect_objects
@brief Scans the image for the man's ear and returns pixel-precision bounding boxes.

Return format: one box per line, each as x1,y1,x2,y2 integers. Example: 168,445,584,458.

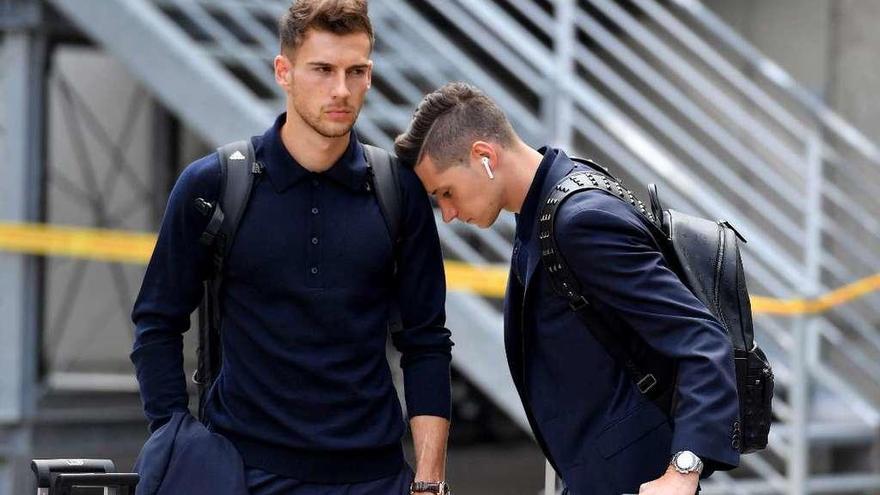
471,141,497,171
274,54,292,90
365,59,374,89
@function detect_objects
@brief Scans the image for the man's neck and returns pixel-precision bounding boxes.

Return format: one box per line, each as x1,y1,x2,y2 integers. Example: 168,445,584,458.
280,109,350,173
504,143,545,214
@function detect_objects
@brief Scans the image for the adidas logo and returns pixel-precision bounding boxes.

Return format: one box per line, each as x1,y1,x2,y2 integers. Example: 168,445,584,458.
229,150,246,160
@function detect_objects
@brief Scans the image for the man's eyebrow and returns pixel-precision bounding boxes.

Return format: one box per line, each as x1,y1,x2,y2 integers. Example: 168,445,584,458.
305,62,369,70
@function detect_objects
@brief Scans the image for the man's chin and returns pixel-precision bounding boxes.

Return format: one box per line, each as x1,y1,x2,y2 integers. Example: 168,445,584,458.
474,218,494,229
477,210,502,229
316,125,354,138
311,119,356,139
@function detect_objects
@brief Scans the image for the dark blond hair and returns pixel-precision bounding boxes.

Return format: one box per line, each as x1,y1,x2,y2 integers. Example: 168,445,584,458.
279,0,374,54
394,82,516,169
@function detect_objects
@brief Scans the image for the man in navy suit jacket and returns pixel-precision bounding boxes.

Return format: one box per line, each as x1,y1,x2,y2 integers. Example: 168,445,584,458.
394,82,740,495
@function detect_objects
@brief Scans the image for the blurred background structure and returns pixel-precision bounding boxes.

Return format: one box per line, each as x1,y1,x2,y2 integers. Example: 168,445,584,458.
2,0,880,493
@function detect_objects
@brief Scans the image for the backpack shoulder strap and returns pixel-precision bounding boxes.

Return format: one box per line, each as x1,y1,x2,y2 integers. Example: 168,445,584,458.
539,171,668,401
216,139,259,261
363,144,402,244
539,172,660,303
362,144,404,335
194,139,258,423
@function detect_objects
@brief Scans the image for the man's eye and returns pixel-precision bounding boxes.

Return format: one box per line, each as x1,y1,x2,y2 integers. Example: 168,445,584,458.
350,69,365,76
442,191,452,199
316,67,331,73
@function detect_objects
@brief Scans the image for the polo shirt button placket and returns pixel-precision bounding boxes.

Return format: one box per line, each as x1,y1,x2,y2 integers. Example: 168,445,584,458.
309,176,321,284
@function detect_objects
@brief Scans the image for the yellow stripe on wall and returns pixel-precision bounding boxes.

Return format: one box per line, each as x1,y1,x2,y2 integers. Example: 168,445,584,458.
1,222,877,316
0,223,156,264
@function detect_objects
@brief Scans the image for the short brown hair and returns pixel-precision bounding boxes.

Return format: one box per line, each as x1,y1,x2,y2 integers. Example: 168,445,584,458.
279,0,374,54
394,82,516,169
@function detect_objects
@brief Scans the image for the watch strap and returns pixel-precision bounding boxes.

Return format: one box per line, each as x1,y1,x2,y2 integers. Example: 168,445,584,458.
410,480,449,494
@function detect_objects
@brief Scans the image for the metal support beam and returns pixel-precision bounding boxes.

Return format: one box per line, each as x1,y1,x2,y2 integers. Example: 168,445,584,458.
47,0,275,147
0,28,46,426
0,25,48,494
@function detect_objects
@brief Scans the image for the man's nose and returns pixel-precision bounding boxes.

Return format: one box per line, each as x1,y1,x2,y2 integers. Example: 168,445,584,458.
441,204,458,224
330,73,351,99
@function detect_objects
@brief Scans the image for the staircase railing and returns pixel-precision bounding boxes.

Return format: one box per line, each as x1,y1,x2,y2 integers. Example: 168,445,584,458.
46,0,880,492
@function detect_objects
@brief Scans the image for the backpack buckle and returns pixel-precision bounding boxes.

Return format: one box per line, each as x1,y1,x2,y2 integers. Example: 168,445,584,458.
637,374,658,394
199,230,216,246
568,296,590,311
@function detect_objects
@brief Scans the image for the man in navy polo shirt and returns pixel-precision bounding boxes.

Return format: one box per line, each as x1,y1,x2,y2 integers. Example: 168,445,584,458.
394,82,740,494
131,2,453,494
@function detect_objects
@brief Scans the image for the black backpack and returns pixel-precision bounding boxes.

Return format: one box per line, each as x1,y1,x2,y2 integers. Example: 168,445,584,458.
191,139,403,422
538,159,773,454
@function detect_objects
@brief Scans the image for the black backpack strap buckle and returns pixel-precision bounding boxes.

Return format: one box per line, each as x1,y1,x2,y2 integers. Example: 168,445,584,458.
198,204,225,247
637,373,658,394
568,295,590,312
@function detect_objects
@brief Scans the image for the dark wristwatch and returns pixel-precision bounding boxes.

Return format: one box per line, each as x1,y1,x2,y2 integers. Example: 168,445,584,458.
410,480,451,494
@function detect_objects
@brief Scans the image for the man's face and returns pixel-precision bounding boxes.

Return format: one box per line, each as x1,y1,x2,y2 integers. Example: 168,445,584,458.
276,29,372,138
415,154,504,228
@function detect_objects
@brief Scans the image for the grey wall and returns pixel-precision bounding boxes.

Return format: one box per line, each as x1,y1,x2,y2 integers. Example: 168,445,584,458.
704,0,879,144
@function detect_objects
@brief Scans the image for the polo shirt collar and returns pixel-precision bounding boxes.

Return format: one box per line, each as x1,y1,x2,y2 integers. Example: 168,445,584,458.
259,113,370,193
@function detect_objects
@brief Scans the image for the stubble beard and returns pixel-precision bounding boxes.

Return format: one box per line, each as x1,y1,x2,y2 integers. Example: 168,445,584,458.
292,95,361,139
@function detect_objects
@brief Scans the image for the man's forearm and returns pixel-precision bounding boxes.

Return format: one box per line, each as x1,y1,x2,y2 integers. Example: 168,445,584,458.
409,415,450,482
131,334,190,431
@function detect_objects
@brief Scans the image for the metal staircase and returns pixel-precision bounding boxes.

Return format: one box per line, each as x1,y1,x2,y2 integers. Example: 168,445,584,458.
44,0,880,492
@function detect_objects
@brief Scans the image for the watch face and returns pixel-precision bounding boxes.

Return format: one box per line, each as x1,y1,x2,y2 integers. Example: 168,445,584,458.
676,451,696,469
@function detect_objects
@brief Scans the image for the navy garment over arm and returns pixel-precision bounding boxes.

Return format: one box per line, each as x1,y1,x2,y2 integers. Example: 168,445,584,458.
131,113,452,484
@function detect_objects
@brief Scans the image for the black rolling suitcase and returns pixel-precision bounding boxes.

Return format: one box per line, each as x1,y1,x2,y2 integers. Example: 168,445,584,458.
31,459,139,495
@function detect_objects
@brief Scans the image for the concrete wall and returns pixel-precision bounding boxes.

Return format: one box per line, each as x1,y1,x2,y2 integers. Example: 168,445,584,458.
704,0,879,144
825,1,880,144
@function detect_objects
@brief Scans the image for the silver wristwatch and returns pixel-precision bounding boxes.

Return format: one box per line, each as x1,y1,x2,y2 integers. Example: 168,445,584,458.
671,450,704,475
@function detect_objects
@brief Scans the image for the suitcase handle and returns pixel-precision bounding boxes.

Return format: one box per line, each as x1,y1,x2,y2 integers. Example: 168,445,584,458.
31,459,117,488
51,472,140,495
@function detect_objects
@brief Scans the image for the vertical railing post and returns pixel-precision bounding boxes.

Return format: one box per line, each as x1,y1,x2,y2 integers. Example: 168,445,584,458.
544,460,557,495
789,134,824,494
550,0,575,149
544,4,576,492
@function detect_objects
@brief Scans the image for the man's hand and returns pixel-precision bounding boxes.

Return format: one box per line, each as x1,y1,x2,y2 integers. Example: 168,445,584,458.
638,465,699,494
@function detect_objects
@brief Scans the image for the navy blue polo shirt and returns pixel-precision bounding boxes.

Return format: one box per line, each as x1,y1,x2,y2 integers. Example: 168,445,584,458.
131,113,453,483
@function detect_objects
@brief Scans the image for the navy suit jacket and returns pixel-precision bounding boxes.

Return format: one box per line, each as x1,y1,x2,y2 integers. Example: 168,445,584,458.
504,151,740,495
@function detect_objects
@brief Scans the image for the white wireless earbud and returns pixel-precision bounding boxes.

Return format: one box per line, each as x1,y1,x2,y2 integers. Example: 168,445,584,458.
481,156,495,180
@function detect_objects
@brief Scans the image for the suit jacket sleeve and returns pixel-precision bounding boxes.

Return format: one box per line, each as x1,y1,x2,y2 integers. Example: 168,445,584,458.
554,192,740,470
